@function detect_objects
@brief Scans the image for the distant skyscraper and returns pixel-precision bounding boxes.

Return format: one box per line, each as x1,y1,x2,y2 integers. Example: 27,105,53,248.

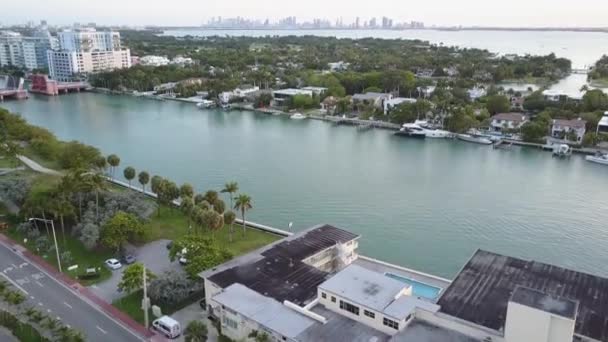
0,25,57,70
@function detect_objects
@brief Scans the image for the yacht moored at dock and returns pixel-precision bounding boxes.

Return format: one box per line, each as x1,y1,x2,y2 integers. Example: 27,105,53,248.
585,151,608,165
552,144,572,158
394,127,426,139
456,134,493,145
402,122,451,138
290,113,307,120
196,100,216,109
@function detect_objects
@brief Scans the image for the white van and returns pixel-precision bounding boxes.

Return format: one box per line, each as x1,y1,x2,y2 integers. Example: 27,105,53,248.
152,316,181,339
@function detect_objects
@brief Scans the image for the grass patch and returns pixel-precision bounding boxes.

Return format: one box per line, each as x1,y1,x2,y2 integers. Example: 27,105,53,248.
112,290,153,324
5,227,113,285
0,155,21,168
590,78,608,88
20,145,62,171
143,206,279,255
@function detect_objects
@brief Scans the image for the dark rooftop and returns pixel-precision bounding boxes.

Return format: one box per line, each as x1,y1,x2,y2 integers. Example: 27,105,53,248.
206,224,359,306
510,285,578,319
437,249,608,341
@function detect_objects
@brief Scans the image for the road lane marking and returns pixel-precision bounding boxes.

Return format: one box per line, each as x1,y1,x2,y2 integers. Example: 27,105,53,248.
96,326,108,334
11,264,17,269
0,239,146,341
56,316,61,320
18,262,28,268
30,296,35,299
0,273,29,295
35,281,44,287
46,309,51,313
38,302,43,306
63,302,72,309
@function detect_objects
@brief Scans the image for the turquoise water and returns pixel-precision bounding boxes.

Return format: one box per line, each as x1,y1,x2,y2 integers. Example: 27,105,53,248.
2,93,608,280
384,273,442,300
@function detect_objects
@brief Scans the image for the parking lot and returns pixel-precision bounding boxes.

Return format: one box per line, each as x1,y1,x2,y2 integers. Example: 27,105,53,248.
90,239,180,302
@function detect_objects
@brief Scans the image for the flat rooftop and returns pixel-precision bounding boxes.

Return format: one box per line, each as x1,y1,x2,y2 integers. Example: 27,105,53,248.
437,249,608,341
510,285,578,319
296,305,390,342
203,224,359,305
390,320,481,342
319,264,408,315
213,284,315,339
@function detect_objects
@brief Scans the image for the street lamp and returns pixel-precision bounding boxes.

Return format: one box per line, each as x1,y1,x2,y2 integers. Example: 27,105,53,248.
28,218,62,273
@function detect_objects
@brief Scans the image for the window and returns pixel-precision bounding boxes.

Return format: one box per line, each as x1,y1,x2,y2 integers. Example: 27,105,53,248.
331,296,336,303
321,292,327,299
339,300,359,316
223,316,238,330
383,317,399,330
364,310,375,319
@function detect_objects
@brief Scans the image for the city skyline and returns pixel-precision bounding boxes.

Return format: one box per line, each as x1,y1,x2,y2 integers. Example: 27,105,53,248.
2,0,608,28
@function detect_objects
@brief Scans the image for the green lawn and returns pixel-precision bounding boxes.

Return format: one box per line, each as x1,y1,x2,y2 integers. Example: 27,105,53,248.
0,155,21,168
590,78,608,88
5,227,113,285
112,290,155,324
144,205,279,255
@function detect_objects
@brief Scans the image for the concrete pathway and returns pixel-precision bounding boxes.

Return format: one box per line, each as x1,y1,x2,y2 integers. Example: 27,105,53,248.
16,155,62,176
0,327,17,342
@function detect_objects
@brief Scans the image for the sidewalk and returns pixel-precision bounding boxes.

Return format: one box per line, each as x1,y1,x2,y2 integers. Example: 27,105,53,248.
0,233,154,340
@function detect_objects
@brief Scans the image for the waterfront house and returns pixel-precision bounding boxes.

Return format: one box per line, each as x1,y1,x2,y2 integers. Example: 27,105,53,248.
140,55,170,66
417,85,436,98
272,88,314,106
490,113,529,132
383,97,416,115
542,89,584,102
415,68,434,79
200,223,608,342
551,119,586,143
352,92,393,110
598,111,608,134
321,96,338,113
233,84,260,98
301,86,328,96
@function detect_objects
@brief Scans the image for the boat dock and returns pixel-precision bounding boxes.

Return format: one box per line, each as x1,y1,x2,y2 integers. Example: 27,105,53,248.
324,116,401,130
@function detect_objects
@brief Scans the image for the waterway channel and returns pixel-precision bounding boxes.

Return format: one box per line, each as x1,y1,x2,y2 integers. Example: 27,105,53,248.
2,93,608,279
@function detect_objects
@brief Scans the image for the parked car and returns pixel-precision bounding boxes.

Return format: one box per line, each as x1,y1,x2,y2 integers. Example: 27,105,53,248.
105,258,122,270
122,254,136,265
152,316,181,339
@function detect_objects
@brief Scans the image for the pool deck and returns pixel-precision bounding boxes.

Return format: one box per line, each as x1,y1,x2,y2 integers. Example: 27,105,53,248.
354,255,452,299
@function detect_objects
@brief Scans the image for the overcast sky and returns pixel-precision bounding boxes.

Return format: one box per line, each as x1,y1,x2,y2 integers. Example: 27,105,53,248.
3,0,607,27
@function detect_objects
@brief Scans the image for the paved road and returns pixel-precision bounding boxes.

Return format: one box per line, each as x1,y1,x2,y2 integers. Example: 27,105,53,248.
0,242,144,342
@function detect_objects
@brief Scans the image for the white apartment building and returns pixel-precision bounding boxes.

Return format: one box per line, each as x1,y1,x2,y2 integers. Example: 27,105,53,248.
139,55,170,66
0,28,56,70
48,28,130,81
58,28,121,52
200,224,608,342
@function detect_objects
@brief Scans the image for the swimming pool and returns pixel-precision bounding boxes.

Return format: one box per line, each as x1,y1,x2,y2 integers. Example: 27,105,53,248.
385,272,442,300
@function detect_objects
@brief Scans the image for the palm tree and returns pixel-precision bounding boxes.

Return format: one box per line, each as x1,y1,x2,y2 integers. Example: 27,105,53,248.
234,194,252,236
180,197,195,231
184,320,207,342
123,167,136,188
180,183,194,200
224,210,236,242
203,190,219,204
138,171,150,193
106,154,120,180
51,191,74,245
83,172,106,223
220,182,239,210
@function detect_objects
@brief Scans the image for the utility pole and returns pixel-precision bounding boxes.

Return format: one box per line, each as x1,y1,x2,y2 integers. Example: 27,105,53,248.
142,264,149,329
29,218,62,273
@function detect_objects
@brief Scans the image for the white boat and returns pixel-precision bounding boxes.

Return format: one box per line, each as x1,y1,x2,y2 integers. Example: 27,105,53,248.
552,144,572,158
290,113,306,120
402,123,451,138
456,134,493,145
585,152,608,165
196,100,215,109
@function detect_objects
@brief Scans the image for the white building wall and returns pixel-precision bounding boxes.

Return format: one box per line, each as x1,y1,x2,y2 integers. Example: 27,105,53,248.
504,302,551,342
317,288,411,336
504,302,574,342
416,310,505,342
